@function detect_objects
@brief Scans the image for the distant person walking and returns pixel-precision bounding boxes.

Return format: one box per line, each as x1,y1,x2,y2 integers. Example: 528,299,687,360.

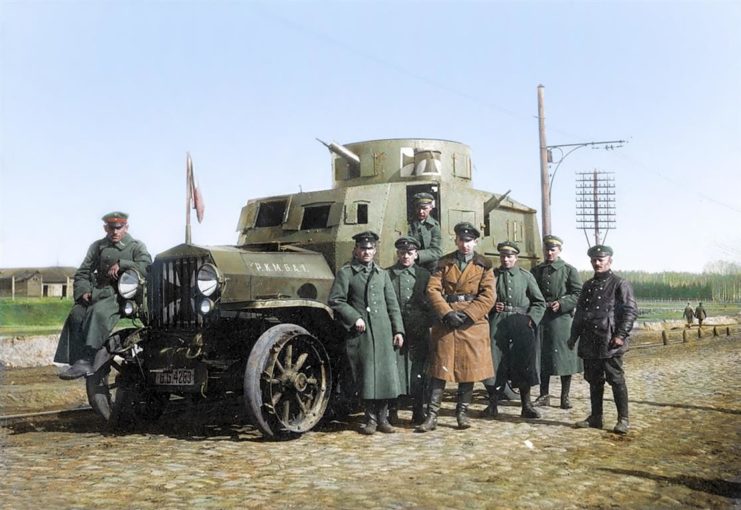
683,303,695,328
695,302,708,327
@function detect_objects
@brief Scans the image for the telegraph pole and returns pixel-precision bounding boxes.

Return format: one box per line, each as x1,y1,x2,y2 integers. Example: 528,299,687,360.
537,85,551,236
536,84,626,242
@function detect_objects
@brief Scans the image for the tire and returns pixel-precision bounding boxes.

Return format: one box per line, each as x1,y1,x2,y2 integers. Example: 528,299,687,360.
86,329,167,427
243,324,332,439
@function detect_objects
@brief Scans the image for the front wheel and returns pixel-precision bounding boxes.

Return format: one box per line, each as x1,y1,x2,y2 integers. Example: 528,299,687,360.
244,324,332,439
86,329,167,427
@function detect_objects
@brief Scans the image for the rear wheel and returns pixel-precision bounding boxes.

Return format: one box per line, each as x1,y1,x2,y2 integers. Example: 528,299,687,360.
244,324,331,439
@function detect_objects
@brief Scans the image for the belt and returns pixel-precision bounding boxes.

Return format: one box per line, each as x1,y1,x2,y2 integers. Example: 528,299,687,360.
444,294,476,303
497,304,528,314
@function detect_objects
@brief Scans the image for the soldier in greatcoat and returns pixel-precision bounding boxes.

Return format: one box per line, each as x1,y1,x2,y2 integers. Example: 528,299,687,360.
328,231,405,435
531,235,583,410
568,245,637,434
695,302,708,327
386,236,433,425
484,241,546,419
416,222,495,432
56,212,152,379
407,192,442,272
682,303,695,328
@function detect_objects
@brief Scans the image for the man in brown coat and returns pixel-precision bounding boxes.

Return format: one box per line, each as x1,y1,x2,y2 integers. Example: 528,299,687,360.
416,222,495,432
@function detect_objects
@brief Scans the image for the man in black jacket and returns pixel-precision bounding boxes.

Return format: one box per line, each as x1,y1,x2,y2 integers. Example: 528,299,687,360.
568,245,637,435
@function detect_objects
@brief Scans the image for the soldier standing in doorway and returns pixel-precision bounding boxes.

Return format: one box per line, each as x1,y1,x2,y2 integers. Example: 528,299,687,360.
407,192,443,272
55,212,151,380
386,236,433,426
416,222,495,432
328,231,405,435
531,235,583,410
568,245,638,435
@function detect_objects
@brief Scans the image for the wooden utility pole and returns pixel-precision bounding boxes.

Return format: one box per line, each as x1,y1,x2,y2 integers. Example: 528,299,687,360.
537,85,551,237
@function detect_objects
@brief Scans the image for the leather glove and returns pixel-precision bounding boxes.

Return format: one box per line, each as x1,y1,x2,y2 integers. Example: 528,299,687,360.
455,311,470,327
567,337,577,350
444,311,464,329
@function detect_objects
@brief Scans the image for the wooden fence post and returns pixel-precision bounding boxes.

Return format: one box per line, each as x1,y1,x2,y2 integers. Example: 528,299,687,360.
682,329,688,343
661,330,668,345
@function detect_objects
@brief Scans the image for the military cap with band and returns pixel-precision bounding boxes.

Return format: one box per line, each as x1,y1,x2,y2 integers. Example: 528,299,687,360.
453,221,480,240
587,244,613,257
394,236,421,251
412,192,435,205
543,234,563,248
352,230,379,248
102,211,129,228
497,241,520,255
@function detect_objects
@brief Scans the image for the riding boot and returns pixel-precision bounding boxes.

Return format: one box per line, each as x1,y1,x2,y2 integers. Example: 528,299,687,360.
483,384,499,418
360,400,378,435
456,384,473,429
575,384,604,429
387,400,400,426
411,400,426,426
415,379,444,433
560,375,573,409
534,376,550,407
59,346,96,380
520,385,541,419
377,400,396,434
612,383,630,434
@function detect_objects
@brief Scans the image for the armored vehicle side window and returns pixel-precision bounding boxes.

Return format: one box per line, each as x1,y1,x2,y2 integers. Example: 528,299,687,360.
344,201,369,225
255,200,288,227
301,205,332,230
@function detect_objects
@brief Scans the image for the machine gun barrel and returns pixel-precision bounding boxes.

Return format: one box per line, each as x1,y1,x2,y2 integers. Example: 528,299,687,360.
316,138,360,167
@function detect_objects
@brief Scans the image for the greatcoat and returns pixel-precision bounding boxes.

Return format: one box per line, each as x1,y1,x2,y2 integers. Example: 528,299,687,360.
387,262,433,396
329,260,405,400
427,251,495,383
531,258,583,376
489,265,546,370
408,216,442,272
54,233,151,364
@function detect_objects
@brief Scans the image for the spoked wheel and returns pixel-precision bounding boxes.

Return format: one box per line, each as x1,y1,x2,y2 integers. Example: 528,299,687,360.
244,324,332,439
86,330,167,427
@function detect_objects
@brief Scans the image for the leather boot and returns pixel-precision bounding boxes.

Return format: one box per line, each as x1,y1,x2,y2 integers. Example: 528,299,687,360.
483,385,498,418
377,401,396,434
520,385,541,419
411,401,426,426
560,375,573,409
575,384,604,429
387,401,400,426
455,383,473,429
59,348,96,380
360,401,378,435
415,380,444,433
612,383,630,434
534,377,550,407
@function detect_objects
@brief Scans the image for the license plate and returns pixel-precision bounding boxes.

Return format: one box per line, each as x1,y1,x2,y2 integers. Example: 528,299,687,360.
152,369,195,386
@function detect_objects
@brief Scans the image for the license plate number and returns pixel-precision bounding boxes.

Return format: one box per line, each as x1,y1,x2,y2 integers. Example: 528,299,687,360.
152,369,194,386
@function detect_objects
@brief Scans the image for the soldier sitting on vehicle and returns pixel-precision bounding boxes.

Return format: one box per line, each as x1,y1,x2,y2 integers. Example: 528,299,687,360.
407,192,442,272
55,212,152,380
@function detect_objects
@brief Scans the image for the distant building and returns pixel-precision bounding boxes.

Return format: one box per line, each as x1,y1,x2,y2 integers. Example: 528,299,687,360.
0,267,77,299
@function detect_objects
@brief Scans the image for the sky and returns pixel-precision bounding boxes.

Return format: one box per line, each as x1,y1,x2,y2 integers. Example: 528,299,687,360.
1,0,739,273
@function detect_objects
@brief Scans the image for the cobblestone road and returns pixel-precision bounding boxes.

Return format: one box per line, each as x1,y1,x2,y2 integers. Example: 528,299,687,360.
1,337,739,509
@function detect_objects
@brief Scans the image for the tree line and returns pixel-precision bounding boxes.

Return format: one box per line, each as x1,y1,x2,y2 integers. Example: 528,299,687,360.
578,261,741,302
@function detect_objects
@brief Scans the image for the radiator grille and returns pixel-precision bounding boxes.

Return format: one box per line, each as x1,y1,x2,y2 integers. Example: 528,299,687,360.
149,256,209,328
